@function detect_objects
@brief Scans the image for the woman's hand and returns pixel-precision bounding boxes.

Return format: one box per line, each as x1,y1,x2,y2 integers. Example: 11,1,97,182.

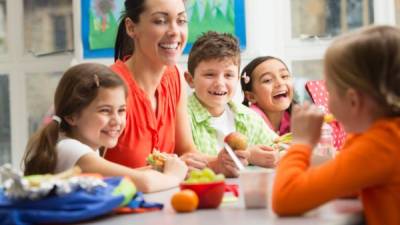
163,155,188,181
248,145,277,168
291,102,324,148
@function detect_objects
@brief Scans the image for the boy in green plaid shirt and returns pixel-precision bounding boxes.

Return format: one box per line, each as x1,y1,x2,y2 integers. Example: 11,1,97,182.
184,31,278,177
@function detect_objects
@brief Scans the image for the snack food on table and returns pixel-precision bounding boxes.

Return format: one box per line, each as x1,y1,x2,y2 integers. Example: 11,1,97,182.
273,132,292,152
146,150,170,171
324,113,335,123
273,132,292,145
183,168,225,184
224,132,248,150
179,168,227,210
171,189,199,213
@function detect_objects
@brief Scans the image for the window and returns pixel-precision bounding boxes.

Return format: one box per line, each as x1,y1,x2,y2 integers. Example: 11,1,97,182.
396,0,400,25
53,15,68,51
26,72,62,135
291,60,323,102
24,0,73,56
1,0,73,167
0,0,6,54
292,59,323,80
283,0,376,103
290,0,374,39
0,74,11,165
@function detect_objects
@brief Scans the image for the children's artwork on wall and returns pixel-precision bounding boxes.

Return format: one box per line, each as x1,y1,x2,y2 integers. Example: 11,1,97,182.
81,0,123,58
185,0,246,53
81,0,246,58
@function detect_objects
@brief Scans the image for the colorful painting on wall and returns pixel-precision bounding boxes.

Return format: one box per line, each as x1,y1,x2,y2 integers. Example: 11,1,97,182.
81,0,246,58
81,0,123,58
185,0,246,53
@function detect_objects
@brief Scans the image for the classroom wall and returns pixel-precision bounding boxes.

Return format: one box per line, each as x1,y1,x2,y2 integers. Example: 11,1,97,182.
72,0,283,103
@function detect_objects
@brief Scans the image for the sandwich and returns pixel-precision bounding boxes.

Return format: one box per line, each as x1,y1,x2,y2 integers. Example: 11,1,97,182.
146,150,169,171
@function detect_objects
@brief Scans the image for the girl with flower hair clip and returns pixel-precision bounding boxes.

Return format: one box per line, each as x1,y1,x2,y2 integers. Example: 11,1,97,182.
241,56,295,136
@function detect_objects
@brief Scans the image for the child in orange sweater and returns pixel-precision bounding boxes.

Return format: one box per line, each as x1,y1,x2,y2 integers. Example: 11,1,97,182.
272,25,400,225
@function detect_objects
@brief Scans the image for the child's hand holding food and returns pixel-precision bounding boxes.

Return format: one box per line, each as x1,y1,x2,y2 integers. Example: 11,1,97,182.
291,102,324,148
224,132,250,164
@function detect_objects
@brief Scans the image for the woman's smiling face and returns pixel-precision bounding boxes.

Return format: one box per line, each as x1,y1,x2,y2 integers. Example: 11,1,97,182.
131,0,188,66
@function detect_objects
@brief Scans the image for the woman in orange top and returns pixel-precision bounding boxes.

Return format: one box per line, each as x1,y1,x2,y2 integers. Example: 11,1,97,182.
272,25,400,225
104,0,245,175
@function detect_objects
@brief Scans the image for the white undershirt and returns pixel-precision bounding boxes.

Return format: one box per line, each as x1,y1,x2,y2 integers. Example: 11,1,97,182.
209,105,236,152
55,138,99,173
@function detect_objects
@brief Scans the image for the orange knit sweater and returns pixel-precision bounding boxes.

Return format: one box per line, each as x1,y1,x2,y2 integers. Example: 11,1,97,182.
273,118,400,225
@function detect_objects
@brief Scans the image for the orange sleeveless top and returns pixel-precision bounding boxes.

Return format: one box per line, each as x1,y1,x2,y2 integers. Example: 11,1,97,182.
105,60,181,168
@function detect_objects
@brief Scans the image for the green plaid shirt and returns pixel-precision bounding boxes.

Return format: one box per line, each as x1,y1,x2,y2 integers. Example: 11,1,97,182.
188,94,278,156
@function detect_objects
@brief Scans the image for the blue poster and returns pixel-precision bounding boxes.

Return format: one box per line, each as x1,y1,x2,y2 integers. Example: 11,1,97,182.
81,0,246,58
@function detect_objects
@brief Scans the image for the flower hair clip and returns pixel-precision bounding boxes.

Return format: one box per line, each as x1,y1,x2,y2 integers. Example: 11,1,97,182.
241,72,250,84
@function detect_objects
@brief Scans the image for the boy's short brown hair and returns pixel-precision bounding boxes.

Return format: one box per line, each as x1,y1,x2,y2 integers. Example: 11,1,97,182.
187,31,241,76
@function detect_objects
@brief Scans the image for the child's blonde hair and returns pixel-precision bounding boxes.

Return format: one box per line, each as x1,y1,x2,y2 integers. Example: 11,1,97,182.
324,25,400,116
23,63,127,175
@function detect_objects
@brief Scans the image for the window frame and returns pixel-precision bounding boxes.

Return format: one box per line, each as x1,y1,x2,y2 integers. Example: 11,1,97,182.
0,0,73,168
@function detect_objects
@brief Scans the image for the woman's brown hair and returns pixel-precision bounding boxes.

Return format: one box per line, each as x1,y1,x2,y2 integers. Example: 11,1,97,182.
23,63,127,175
325,25,400,116
114,0,146,61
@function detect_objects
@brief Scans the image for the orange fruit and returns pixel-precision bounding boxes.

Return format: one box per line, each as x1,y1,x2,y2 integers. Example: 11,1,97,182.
171,189,199,213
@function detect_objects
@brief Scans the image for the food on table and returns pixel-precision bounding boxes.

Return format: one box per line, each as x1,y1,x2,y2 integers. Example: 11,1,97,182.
171,189,199,212
25,166,82,187
224,132,248,150
183,168,225,184
324,113,335,123
146,150,169,171
180,168,227,209
273,132,292,145
273,132,292,152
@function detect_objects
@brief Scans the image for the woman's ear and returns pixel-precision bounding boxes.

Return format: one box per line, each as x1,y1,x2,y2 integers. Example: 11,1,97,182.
184,71,195,88
244,91,257,104
125,17,136,39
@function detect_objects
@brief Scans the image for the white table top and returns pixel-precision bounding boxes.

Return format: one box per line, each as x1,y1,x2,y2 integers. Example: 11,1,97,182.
78,179,363,225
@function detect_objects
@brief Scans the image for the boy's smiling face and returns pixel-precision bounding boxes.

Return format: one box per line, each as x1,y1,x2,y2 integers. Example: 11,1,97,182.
185,58,239,116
